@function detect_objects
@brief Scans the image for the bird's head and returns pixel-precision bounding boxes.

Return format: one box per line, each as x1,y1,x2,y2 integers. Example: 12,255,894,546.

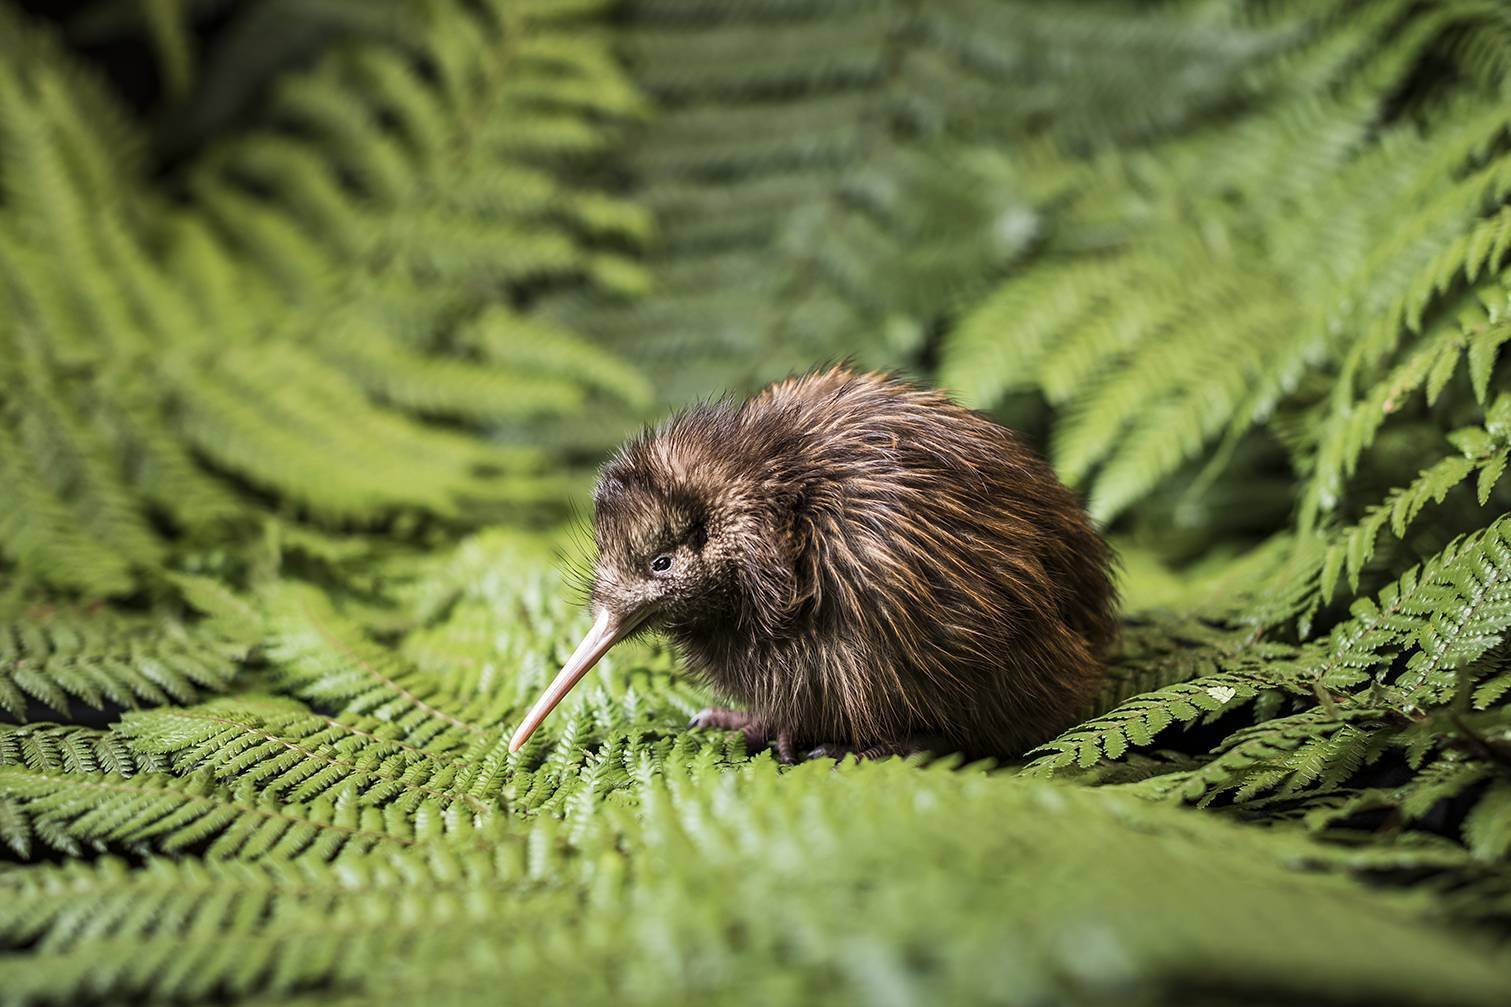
509,426,762,752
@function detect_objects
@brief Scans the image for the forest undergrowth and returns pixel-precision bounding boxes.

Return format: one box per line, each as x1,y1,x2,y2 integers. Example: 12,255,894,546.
2,1,1511,1004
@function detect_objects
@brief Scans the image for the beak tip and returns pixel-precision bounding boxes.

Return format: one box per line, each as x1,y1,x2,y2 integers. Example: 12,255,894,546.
508,608,629,757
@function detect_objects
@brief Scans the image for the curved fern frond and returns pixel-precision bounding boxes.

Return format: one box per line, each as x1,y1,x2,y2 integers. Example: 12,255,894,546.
1038,515,1511,795
0,766,470,862
259,583,497,738
0,0,654,598
2,763,1509,1007
1304,267,1511,525
943,4,1511,524
1124,707,1378,807
0,723,162,777
117,697,491,813
555,0,1285,406
1023,615,1301,777
1320,396,1511,602
0,603,249,721
3,2,1511,1001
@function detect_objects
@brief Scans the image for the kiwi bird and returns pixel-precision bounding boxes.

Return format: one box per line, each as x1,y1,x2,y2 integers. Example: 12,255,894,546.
508,367,1118,762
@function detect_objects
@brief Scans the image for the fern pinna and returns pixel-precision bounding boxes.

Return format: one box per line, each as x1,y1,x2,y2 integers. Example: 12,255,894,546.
4,0,1511,1004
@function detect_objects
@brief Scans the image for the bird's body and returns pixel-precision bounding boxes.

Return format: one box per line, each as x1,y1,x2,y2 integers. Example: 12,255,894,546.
509,367,1118,761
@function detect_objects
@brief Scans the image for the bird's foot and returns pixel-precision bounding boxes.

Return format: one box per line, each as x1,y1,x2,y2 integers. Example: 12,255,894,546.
691,708,941,766
691,706,773,754
689,707,801,764
805,737,940,764
688,706,752,732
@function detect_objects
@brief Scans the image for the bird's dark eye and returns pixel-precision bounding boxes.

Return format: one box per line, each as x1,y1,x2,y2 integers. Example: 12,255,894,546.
650,555,673,573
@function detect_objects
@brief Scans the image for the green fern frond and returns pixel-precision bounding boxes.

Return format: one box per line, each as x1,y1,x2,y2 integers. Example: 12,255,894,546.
1123,707,1366,806
3,762,1509,1007
1321,395,1511,601
942,3,1511,524
4,2,1511,1001
1022,613,1300,778
937,256,1126,408
557,0,1283,407
1474,668,1511,708
1024,672,1266,775
1292,727,1511,867
117,696,492,813
0,766,459,861
1304,268,1511,525
0,602,248,721
0,420,140,598
1038,514,1511,798
259,583,499,739
0,0,654,598
1464,778,1511,860
0,722,162,777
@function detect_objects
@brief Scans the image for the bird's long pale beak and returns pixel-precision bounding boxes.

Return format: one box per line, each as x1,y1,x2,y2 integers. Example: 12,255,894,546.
508,608,638,753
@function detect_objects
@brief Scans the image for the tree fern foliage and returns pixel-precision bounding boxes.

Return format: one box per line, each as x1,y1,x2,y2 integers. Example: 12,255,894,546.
5,0,1511,1004
0,0,651,600
549,0,1289,405
4,534,1511,1004
0,589,252,720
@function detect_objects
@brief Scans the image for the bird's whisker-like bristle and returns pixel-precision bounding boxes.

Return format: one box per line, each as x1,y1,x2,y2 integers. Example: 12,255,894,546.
552,499,598,607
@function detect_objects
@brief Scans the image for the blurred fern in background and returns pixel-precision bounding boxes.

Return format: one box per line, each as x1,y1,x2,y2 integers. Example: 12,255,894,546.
3,0,1511,1003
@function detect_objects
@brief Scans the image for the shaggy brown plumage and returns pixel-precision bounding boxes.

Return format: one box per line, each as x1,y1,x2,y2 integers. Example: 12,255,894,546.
509,367,1118,762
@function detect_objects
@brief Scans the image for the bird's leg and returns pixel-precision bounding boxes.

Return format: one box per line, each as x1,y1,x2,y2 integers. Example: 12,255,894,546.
772,732,799,766
805,735,944,763
690,707,802,764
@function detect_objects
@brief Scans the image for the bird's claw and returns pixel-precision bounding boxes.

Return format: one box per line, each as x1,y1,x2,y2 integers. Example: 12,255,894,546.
690,710,935,765
688,708,801,764
805,739,936,763
690,707,778,756
688,706,750,731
